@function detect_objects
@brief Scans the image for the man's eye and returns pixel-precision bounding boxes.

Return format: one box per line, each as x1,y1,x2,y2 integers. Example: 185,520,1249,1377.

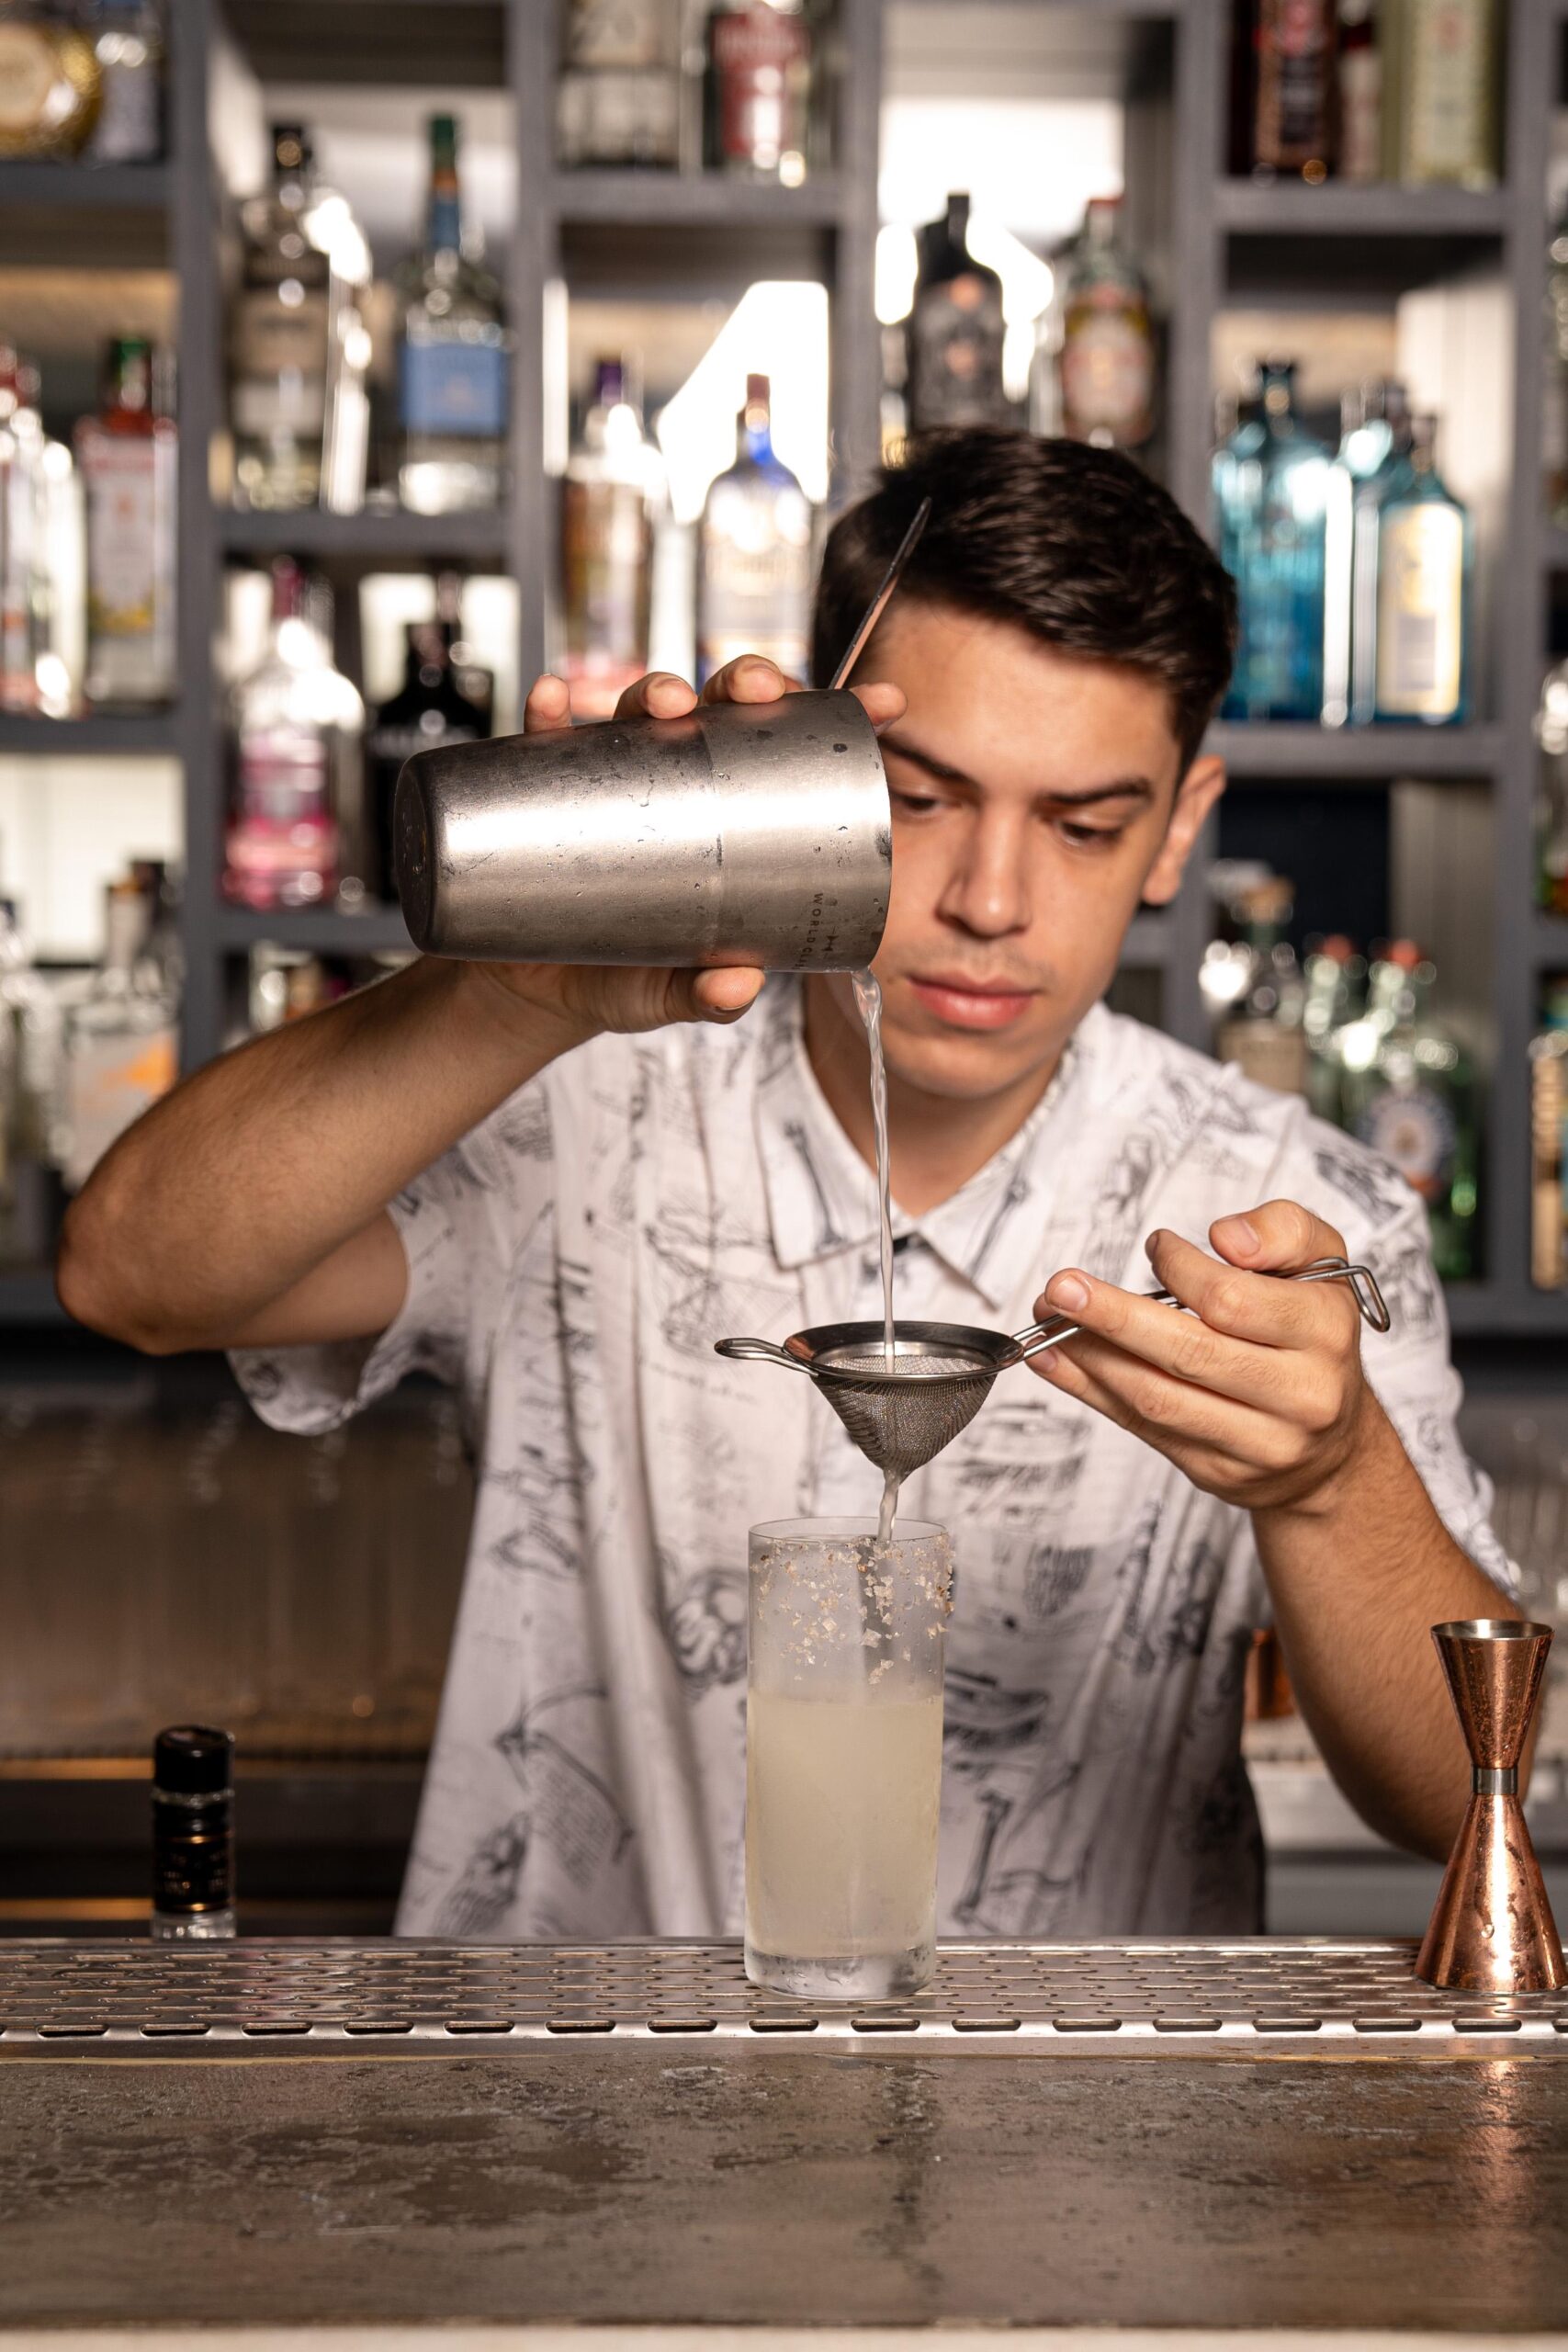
1058,820,1123,850
891,789,942,816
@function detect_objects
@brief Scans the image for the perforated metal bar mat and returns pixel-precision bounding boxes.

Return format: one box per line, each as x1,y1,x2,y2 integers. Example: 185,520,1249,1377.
2,1938,1566,2052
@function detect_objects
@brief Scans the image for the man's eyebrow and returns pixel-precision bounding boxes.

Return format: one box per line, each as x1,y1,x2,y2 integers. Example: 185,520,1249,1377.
881,731,1156,807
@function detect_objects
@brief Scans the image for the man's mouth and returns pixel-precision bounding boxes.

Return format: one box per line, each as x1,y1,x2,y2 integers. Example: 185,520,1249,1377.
904,972,1039,1031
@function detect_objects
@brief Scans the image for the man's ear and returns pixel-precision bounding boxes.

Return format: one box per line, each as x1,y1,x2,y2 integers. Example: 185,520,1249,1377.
1140,753,1226,907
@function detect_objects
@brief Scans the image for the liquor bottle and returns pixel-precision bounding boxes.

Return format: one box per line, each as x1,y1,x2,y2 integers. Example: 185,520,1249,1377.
1215,876,1309,1096
0,348,43,715
1545,191,1568,529
558,0,682,169
224,558,363,912
1056,197,1156,453
397,114,509,515
1214,358,1331,722
1534,656,1568,914
366,609,490,902
1372,414,1470,725
559,356,663,720
1253,0,1337,180
1302,933,1363,1122
905,194,1010,434
0,893,65,1266
1529,979,1568,1290
1381,0,1498,187
60,872,178,1192
80,0,162,162
1338,941,1479,1280
75,335,175,710
705,0,812,185
1323,376,1407,725
1337,0,1382,182
0,6,100,157
230,125,333,514
696,372,812,683
151,1726,237,1943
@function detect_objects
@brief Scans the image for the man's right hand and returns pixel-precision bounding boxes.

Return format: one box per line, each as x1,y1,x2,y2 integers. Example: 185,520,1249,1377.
471,657,907,1046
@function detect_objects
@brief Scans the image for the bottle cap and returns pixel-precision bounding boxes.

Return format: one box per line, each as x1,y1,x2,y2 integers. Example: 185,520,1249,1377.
746,371,770,407
154,1725,234,1795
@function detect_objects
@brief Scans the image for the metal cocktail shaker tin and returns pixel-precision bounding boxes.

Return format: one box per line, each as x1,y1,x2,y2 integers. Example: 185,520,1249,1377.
392,688,891,970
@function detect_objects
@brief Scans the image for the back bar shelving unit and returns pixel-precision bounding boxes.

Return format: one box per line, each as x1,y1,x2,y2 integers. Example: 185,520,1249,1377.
0,0,1562,1353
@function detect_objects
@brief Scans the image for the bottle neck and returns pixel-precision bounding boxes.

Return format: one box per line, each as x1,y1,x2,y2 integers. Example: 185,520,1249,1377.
428,166,463,259
742,401,774,465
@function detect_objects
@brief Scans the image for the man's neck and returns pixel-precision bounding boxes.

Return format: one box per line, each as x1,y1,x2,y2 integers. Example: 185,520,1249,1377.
801,976,1061,1217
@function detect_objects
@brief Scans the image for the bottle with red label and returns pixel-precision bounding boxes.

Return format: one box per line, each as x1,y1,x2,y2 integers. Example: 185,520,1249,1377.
76,336,176,710
223,559,364,912
704,0,814,184
1057,197,1156,453
1252,0,1338,178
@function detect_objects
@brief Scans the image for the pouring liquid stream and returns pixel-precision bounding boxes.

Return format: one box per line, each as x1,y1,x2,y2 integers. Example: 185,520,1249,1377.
851,969,900,1547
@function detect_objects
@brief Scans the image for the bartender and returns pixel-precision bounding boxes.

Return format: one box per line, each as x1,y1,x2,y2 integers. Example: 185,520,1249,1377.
60,428,1517,1944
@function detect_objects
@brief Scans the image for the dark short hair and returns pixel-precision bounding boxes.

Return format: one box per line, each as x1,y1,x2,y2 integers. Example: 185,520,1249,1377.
812,429,1237,770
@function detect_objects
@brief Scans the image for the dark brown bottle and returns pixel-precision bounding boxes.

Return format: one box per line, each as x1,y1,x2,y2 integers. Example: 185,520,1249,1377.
1253,0,1338,178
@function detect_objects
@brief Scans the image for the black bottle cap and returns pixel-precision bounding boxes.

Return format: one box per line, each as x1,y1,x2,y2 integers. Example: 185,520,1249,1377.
153,1726,234,1795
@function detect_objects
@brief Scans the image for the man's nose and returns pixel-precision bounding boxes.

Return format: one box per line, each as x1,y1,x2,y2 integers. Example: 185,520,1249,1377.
938,808,1032,939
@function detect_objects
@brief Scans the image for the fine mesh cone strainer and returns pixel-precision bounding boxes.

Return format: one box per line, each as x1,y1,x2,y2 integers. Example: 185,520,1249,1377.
716,1256,1391,1481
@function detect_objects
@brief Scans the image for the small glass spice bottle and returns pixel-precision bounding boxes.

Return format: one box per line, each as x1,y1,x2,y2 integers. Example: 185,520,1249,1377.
151,1725,236,1942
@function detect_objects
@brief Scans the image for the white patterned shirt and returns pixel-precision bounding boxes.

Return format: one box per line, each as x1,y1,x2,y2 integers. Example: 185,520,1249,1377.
232,984,1510,1941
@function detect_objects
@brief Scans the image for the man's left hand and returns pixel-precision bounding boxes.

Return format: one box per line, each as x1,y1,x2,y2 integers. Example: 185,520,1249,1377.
1028,1200,1376,1516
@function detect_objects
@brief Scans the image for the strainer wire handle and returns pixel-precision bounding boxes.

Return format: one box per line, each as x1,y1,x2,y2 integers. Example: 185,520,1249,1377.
1010,1254,1392,1363
714,1336,816,1374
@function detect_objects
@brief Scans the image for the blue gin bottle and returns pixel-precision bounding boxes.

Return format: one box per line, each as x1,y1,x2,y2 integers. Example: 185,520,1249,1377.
1214,360,1331,723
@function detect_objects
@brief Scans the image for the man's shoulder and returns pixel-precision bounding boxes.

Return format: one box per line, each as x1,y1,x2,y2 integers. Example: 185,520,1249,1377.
1088,1006,1425,1244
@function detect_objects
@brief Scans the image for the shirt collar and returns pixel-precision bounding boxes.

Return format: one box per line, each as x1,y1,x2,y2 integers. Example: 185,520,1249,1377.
753,981,1100,1314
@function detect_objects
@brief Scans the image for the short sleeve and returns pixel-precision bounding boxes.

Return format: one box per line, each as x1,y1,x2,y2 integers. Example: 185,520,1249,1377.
230,1077,556,1438
1290,1124,1518,1598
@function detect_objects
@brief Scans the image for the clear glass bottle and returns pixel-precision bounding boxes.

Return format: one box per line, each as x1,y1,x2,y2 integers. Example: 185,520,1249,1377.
0,346,44,716
396,114,509,515
704,0,813,185
0,893,64,1264
1056,196,1156,453
1338,941,1479,1281
1529,978,1568,1291
905,193,1010,434
1381,0,1499,187
366,607,490,903
151,1726,236,1943
1323,378,1406,726
558,0,682,169
224,558,364,912
1371,413,1471,726
1215,875,1309,1096
1253,0,1337,179
1214,358,1331,723
0,7,100,157
696,372,812,683
61,872,178,1193
1302,933,1364,1123
75,334,176,710
1536,655,1568,916
80,0,163,163
230,124,333,514
559,356,664,719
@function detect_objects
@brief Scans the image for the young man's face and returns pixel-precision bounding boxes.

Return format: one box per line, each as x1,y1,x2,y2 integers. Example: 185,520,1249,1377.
834,599,1224,1104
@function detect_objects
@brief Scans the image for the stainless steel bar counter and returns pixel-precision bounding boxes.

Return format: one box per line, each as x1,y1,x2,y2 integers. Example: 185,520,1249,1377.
3,1938,1567,2334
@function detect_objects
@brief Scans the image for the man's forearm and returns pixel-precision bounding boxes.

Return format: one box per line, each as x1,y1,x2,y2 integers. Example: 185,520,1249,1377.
1255,1391,1517,1861
59,958,579,1352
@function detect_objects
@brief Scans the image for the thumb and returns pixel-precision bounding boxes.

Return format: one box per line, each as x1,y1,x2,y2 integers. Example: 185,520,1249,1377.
676,967,766,1025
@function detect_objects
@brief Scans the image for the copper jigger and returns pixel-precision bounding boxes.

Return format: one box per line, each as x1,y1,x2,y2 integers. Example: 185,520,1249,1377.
1416,1618,1565,1993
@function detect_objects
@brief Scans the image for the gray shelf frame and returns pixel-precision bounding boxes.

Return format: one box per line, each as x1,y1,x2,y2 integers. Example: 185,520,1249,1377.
0,0,1562,1348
